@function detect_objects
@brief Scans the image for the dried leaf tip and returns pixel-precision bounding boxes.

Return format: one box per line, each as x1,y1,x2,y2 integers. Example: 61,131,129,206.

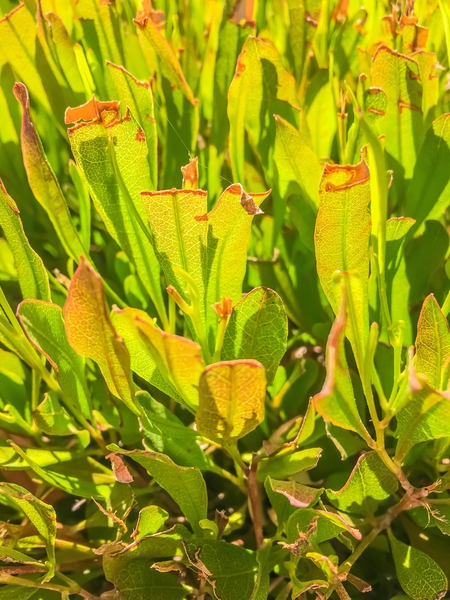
181,157,199,190
65,96,121,128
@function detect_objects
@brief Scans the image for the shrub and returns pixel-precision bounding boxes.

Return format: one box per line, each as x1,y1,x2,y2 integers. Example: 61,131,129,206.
1,1,450,599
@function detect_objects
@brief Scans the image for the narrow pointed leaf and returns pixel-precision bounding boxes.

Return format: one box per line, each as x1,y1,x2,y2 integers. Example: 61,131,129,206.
112,447,207,537
326,452,398,516
313,295,370,440
196,359,266,444
17,300,91,418
222,287,287,383
64,257,137,415
0,482,56,581
135,316,204,411
273,115,322,251
315,160,371,367
14,83,86,261
415,294,450,389
389,531,447,600
0,181,50,301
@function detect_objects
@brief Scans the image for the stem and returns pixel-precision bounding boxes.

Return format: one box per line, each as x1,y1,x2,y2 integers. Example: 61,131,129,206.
212,310,230,363
0,285,24,337
272,361,304,409
31,369,41,414
168,291,177,334
248,454,264,549
362,323,381,432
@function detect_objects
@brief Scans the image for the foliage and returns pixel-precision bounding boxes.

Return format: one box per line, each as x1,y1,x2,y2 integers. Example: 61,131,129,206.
1,0,450,598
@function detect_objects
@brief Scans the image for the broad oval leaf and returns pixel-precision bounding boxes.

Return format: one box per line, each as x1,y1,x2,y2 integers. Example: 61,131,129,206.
326,451,398,516
221,287,288,383
111,447,207,537
64,256,137,415
389,531,447,600
196,359,266,444
267,478,324,508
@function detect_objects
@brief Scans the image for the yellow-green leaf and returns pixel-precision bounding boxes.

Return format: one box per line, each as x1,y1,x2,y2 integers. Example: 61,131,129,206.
314,160,371,371
135,316,204,412
415,294,450,390
0,181,50,301
196,359,266,444
64,256,137,415
14,83,86,261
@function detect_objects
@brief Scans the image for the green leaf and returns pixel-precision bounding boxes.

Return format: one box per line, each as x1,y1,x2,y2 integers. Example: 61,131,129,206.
272,115,322,250
140,186,208,317
8,444,113,499
33,392,80,436
286,508,361,544
106,61,158,188
18,299,91,418
267,478,324,508
114,561,187,600
0,587,38,600
0,181,50,301
0,445,83,470
313,294,370,440
112,447,208,537
133,505,169,540
395,380,450,462
389,531,448,600
221,287,288,383
415,294,450,390
67,102,166,327
315,160,371,371
184,539,258,600
135,316,204,411
138,392,213,470
203,184,270,339
14,83,86,261
257,447,322,482
0,4,52,115
0,482,56,580
134,15,196,105
64,257,137,415
111,307,183,403
326,451,398,516
371,46,424,195
405,115,450,234
196,359,266,444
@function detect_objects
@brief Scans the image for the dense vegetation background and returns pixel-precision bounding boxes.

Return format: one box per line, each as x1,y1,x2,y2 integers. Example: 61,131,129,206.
1,0,450,598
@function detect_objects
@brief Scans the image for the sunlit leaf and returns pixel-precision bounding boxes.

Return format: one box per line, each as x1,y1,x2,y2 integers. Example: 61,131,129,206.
267,478,324,508
257,447,322,482
0,181,50,301
415,294,450,389
18,299,91,418
222,287,287,383
111,447,207,537
196,359,266,444
64,256,137,415
315,160,371,369
326,452,398,516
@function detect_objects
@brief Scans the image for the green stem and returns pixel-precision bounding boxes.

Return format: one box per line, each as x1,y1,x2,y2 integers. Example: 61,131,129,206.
0,285,23,337
212,313,229,363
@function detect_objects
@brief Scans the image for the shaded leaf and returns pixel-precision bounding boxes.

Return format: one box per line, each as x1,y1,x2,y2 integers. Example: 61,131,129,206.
257,447,322,482
268,478,324,508
286,508,361,544
389,531,447,600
